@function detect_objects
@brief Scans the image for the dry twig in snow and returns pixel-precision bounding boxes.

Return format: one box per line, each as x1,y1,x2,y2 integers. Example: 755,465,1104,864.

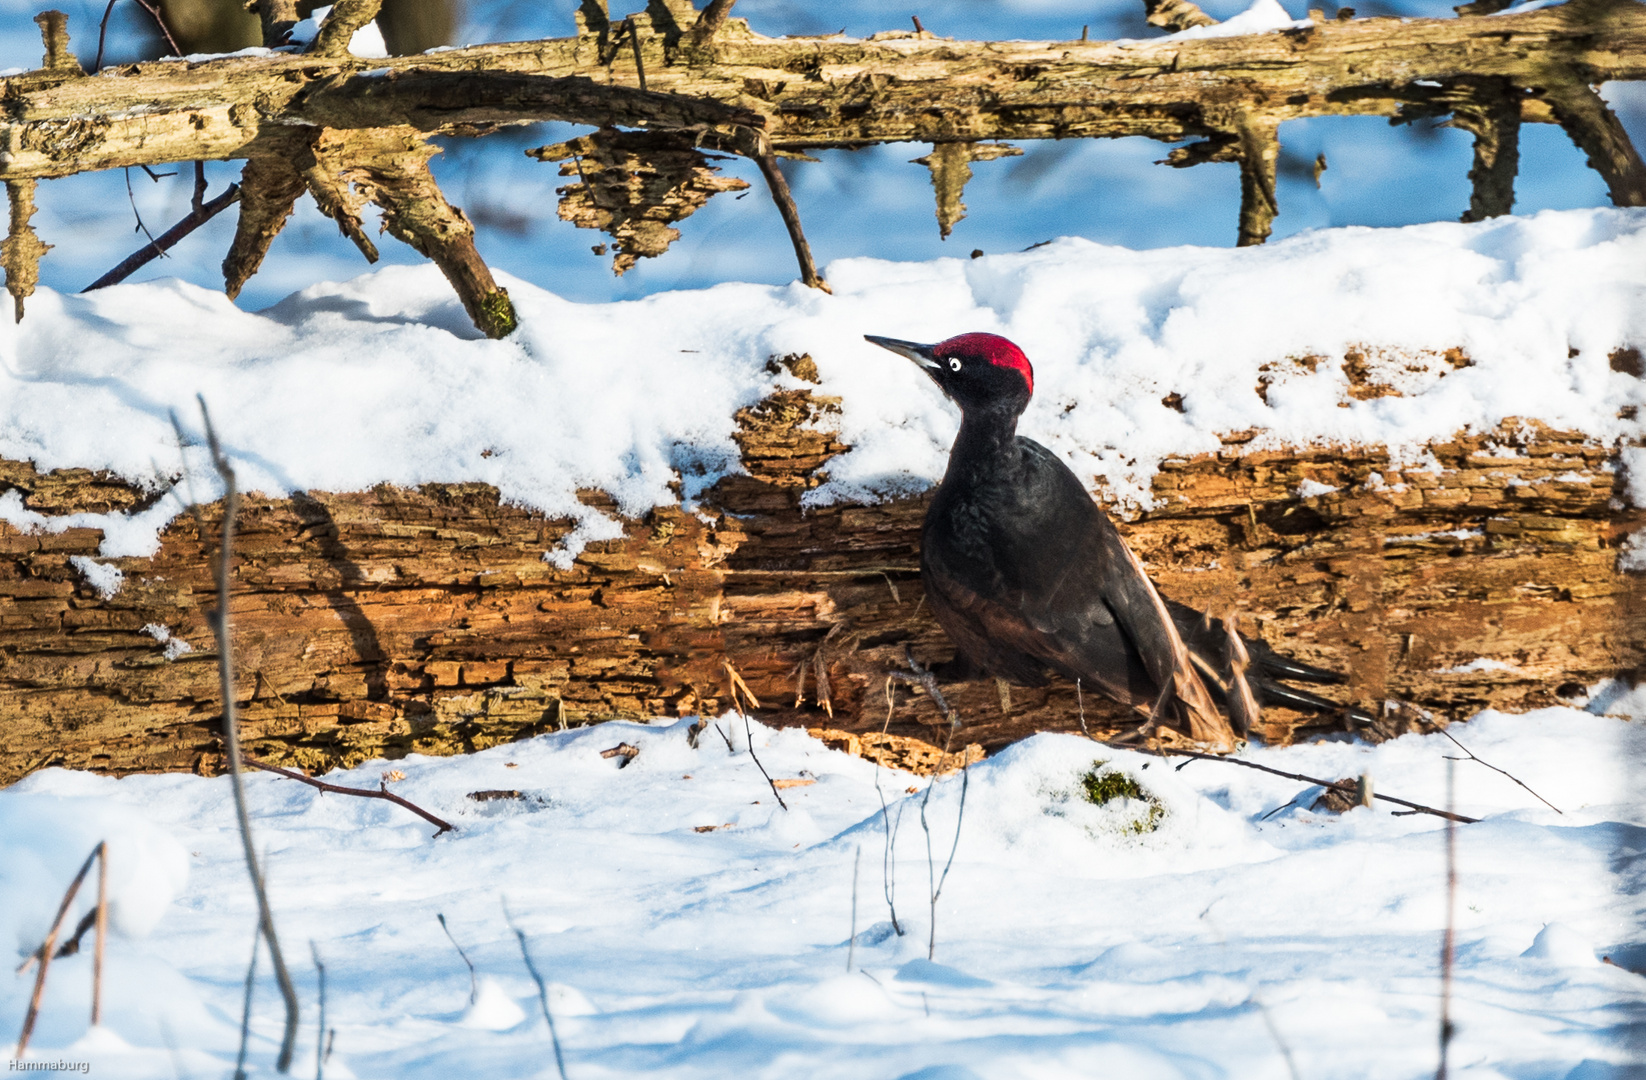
14,841,107,1059
241,753,456,836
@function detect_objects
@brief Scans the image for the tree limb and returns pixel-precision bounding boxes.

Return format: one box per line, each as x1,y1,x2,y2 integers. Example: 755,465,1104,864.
84,179,241,292
309,0,382,58
1540,73,1646,207
241,752,456,835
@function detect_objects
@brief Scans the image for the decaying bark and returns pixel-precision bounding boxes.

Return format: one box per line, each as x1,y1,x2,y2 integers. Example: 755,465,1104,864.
1445,79,1524,222
2,0,1645,333
309,0,382,58
222,154,307,300
1144,0,1219,32
1,180,50,321
3,355,1643,785
530,128,749,275
911,143,1022,240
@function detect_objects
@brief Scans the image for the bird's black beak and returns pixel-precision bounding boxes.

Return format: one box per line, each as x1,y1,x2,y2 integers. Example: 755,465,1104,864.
865,335,940,372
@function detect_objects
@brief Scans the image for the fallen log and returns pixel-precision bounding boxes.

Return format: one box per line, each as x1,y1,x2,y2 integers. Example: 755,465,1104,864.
1,369,1641,785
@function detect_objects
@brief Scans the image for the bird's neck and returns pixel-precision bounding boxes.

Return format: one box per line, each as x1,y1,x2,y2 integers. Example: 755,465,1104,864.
945,408,1021,485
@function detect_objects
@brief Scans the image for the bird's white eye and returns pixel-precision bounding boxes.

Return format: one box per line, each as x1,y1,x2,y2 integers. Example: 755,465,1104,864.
948,358,962,372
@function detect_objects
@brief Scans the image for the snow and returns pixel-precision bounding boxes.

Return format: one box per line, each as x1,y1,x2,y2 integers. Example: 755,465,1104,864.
2,709,1641,1077
66,555,123,599
1439,658,1518,675
1134,0,1312,43
1,208,1643,562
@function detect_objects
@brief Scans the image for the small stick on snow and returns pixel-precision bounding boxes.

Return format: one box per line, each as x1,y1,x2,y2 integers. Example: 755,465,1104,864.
726,661,788,810
847,844,861,972
438,914,479,1005
504,903,570,1080
234,921,259,1080
1438,728,1561,814
1162,749,1480,824
1437,759,1458,1080
874,769,906,936
920,765,970,961
311,941,327,1080
241,753,456,836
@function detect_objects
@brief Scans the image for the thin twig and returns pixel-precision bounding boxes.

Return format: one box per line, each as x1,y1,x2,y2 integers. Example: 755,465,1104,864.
1437,758,1458,1080
311,941,326,1080
1439,728,1561,814
1076,677,1088,737
15,842,105,1059
95,0,183,71
874,768,905,936
921,765,969,961
241,753,456,836
847,844,861,972
505,905,569,1080
182,399,301,1073
85,181,241,292
726,661,787,810
234,922,259,1080
92,845,107,1026
437,914,478,1005
1164,749,1480,824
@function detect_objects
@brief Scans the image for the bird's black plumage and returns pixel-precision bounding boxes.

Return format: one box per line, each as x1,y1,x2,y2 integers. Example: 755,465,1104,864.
866,331,1359,736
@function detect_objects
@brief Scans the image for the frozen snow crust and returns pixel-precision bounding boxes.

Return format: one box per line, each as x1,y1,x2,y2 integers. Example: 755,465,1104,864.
2,710,1643,1077
1,207,1644,560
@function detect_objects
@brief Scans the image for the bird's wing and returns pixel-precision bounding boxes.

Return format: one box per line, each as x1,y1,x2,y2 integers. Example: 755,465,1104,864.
1010,442,1234,746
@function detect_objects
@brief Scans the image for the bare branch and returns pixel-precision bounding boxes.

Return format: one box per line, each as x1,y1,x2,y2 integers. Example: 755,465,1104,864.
185,399,301,1073
1165,748,1481,823
14,842,104,1059
1144,0,1219,32
84,180,241,292
1439,728,1561,813
726,660,788,809
241,752,457,835
251,0,301,48
1541,76,1646,207
1235,116,1280,247
1449,79,1522,221
684,0,738,48
310,0,383,58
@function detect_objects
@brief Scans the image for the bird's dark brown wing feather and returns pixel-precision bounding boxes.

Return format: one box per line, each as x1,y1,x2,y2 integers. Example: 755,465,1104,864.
922,439,1200,707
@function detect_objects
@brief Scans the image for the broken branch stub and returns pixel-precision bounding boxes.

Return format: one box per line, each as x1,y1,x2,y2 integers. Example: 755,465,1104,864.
337,128,518,338
911,142,1022,240
530,127,749,275
1143,0,1218,32
1448,80,1523,222
309,0,383,58
2,180,51,322
222,152,308,299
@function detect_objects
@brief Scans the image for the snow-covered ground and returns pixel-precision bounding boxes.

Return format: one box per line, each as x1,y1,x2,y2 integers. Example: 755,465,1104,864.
2,708,1643,1078
3,206,1644,571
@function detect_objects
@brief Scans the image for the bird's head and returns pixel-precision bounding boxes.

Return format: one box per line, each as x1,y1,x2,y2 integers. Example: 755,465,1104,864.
865,332,1034,414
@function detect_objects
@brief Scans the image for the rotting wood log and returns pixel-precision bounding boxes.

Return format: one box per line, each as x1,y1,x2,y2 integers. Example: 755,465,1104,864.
3,0,1646,330
2,355,1643,786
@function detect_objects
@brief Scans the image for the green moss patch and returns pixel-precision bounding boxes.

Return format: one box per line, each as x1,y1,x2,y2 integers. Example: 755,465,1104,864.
1079,760,1166,835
